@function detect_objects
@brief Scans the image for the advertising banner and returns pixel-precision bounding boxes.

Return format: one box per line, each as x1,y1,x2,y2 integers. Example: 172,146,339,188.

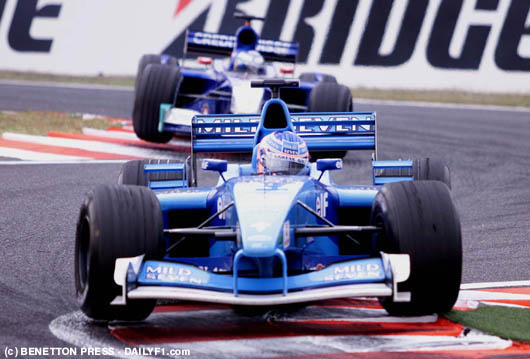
0,0,529,92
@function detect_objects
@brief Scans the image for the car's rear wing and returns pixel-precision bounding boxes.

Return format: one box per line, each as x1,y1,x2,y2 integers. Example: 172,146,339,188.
191,111,376,153
185,30,298,63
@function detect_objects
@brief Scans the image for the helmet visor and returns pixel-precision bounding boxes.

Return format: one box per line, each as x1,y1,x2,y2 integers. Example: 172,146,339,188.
263,153,307,175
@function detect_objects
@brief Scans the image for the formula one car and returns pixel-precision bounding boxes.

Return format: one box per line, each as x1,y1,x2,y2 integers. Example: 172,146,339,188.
76,79,461,321
132,12,352,157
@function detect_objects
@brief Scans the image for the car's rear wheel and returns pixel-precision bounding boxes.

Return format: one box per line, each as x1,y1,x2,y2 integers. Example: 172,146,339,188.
133,64,181,143
118,159,187,187
308,82,353,159
414,158,451,189
371,180,462,316
75,185,163,321
299,72,337,84
135,54,177,95
378,158,451,189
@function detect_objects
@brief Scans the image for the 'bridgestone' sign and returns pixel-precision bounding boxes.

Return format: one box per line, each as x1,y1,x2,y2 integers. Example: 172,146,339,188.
0,0,528,92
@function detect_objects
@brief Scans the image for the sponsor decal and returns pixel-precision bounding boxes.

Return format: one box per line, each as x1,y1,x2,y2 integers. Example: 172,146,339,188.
216,195,231,220
195,118,260,134
256,39,296,56
190,32,234,48
316,192,328,218
145,264,207,285
324,263,382,281
195,116,374,135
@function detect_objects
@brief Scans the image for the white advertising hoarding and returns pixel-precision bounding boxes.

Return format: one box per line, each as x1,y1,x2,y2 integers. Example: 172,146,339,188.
0,0,529,93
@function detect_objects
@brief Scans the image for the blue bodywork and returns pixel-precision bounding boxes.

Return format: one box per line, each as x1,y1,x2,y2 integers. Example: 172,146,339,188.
156,24,334,135
120,92,415,302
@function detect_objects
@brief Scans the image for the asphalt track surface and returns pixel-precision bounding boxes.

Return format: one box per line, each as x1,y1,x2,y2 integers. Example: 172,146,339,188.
0,82,529,354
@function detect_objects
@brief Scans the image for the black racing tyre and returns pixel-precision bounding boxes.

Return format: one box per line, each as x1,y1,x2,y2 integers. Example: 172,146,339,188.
135,54,178,95
414,158,451,189
118,159,185,186
132,64,181,143
371,181,462,316
75,185,164,321
308,82,353,159
299,72,337,84
377,158,451,189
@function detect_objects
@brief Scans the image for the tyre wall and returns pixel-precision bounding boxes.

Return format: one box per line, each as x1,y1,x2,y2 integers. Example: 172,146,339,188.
0,0,529,92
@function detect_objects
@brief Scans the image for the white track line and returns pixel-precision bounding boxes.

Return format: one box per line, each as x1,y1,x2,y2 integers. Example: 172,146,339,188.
0,147,86,161
458,290,530,301
48,281,529,357
82,127,191,147
49,311,512,359
461,280,530,289
82,127,141,140
2,132,177,159
0,160,127,165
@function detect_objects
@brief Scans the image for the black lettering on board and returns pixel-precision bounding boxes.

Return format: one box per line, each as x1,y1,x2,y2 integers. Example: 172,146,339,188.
261,0,290,40
355,0,428,67
495,0,530,71
293,0,325,63
320,0,358,64
0,0,7,28
427,0,491,69
8,0,62,52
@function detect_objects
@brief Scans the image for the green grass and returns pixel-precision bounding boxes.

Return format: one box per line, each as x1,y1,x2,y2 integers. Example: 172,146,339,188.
444,306,530,343
1,70,530,108
0,111,119,136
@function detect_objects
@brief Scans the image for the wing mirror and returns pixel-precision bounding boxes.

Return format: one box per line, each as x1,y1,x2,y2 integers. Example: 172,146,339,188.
316,159,343,180
202,159,228,181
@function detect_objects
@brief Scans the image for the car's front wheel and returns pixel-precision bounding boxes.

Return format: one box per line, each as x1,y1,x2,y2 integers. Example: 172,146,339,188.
75,185,163,321
134,54,177,95
132,64,181,143
371,180,462,316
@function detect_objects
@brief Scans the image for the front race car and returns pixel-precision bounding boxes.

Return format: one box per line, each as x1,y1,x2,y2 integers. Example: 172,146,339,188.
75,80,461,321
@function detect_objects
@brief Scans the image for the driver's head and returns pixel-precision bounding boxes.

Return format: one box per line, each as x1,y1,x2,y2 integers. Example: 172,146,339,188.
232,50,265,74
256,131,309,175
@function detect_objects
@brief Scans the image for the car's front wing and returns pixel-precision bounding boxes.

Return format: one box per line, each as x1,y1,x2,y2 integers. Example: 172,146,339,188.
111,253,410,306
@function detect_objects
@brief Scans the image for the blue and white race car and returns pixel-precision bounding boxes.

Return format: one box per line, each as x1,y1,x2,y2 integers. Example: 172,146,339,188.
76,79,461,321
132,12,352,157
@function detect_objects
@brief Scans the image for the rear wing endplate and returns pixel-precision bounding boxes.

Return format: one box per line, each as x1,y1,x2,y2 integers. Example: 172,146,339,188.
185,31,298,63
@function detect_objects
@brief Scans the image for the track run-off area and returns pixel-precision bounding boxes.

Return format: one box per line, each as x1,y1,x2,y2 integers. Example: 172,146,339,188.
0,81,529,358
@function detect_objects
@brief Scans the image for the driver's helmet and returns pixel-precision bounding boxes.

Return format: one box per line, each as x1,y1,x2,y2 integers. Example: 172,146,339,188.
256,131,309,175
232,50,266,74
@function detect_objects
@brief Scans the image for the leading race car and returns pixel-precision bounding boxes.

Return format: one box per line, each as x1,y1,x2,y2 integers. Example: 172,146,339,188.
132,12,352,159
75,79,461,321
